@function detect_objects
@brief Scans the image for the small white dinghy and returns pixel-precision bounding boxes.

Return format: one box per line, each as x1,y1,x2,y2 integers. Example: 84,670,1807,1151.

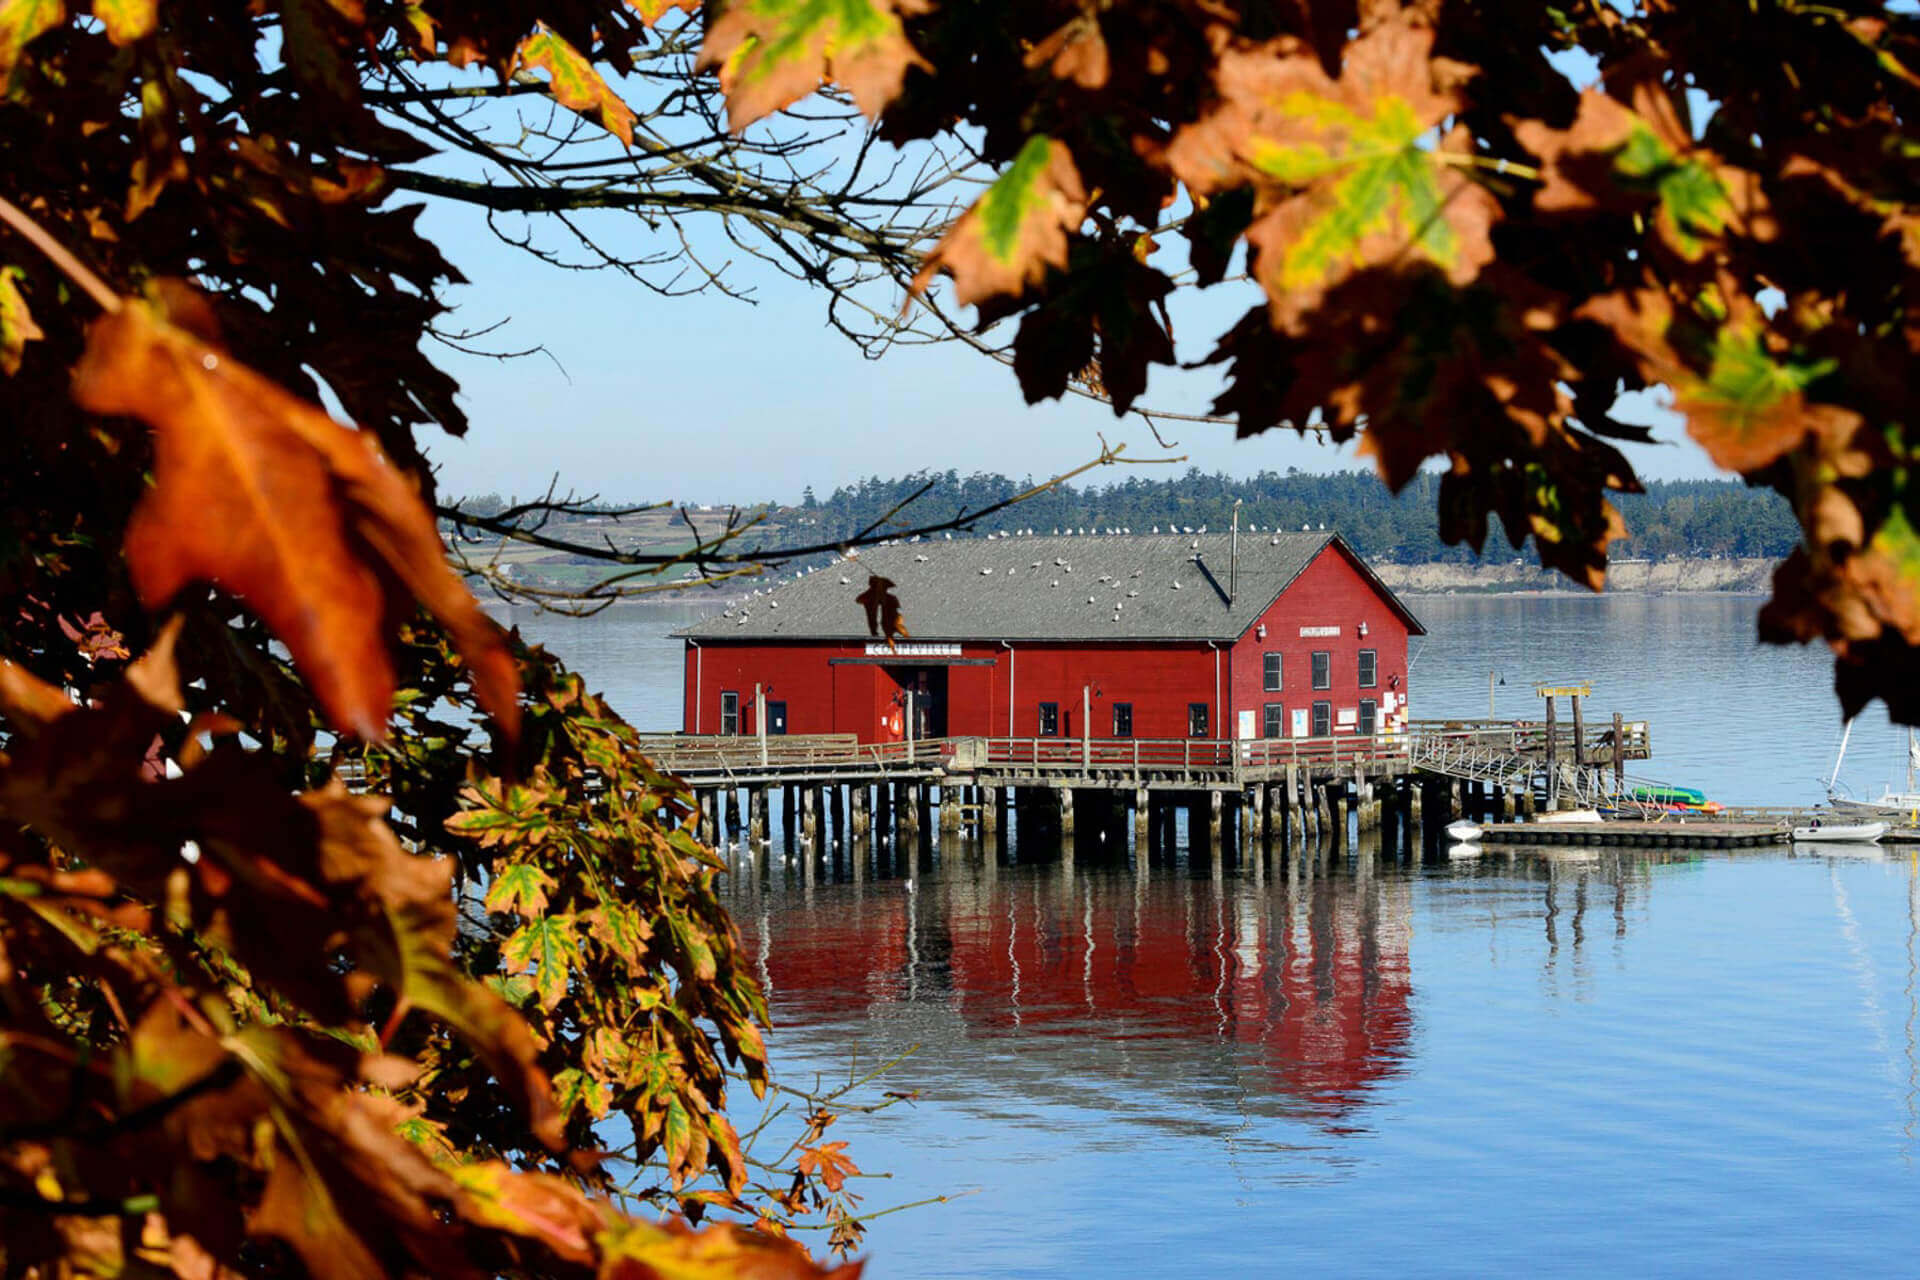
1446,819,1484,843
1534,808,1603,825
1791,819,1888,844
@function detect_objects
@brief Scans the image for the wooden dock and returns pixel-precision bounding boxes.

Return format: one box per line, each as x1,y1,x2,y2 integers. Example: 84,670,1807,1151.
623,717,1655,855
1476,820,1786,849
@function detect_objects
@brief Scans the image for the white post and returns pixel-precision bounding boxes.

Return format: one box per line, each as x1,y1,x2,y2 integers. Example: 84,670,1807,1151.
905,689,916,760
756,683,767,767
1083,684,1091,770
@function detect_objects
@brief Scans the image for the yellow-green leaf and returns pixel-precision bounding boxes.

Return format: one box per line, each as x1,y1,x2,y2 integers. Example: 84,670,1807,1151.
502,913,582,1010
514,25,635,146
552,1066,613,1121
92,0,153,44
698,0,928,131
0,266,43,376
485,860,556,917
0,0,62,79
585,900,651,970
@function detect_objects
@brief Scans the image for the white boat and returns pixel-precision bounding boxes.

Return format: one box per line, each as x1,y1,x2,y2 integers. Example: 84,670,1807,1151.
1791,820,1889,844
1533,808,1603,825
1826,721,1920,820
1445,819,1484,842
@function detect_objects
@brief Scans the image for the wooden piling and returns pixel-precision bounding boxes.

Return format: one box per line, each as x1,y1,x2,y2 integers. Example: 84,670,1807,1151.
1057,786,1076,836
748,786,767,846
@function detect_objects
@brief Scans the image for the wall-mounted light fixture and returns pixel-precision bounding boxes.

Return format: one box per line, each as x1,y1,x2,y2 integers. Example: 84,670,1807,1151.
1256,623,1267,639
1357,621,1369,637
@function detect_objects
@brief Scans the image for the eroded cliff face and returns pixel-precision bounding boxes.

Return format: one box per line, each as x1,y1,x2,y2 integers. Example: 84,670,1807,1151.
1377,558,1775,595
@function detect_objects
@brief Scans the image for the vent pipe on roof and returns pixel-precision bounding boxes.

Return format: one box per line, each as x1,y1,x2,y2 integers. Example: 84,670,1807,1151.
1229,500,1241,604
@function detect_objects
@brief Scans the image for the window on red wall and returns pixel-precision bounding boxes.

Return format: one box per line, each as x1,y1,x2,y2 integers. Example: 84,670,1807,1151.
1359,649,1377,688
720,691,739,735
1263,703,1284,738
1262,651,1282,691
1038,702,1059,737
1188,703,1210,737
1112,702,1133,737
1312,651,1331,689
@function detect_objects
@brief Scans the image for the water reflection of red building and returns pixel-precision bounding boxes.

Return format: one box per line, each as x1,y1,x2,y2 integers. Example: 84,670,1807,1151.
751,868,1413,1122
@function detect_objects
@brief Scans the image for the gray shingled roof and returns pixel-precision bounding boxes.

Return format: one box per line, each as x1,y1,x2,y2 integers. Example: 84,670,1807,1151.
678,531,1424,642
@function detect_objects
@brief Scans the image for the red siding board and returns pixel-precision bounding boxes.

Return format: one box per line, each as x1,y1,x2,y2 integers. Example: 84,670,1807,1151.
1226,542,1412,740
682,543,1413,742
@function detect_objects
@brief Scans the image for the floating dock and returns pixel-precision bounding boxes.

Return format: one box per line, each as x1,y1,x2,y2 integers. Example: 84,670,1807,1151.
1478,820,1785,849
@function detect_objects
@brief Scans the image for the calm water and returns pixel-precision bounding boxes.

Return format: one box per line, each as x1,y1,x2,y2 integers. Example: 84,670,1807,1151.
510,595,1920,1277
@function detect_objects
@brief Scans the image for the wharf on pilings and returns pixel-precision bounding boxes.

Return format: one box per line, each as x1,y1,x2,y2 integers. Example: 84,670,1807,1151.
639,716,1652,863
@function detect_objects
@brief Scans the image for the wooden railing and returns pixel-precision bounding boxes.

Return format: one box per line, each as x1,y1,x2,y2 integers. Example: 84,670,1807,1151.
636,733,946,779
974,733,1412,782
1405,718,1652,761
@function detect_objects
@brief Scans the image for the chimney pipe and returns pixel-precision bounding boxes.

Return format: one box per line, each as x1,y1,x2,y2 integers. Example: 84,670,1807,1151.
1229,499,1241,604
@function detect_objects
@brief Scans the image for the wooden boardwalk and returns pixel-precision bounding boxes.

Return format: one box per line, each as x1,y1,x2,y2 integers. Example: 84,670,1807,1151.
636,718,1652,792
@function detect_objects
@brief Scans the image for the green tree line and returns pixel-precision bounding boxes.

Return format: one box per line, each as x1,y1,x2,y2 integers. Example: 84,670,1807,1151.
789,469,1801,564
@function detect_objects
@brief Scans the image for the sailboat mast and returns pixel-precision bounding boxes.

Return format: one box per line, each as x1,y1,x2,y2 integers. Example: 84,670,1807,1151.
1829,718,1856,796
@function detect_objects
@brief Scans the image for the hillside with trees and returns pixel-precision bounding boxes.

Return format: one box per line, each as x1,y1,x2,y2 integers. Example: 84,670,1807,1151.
790,470,1800,565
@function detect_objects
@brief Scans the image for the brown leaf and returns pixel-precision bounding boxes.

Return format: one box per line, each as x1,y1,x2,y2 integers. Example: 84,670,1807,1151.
912,136,1086,307
1024,15,1108,89
70,296,519,745
853,574,908,644
1164,21,1497,332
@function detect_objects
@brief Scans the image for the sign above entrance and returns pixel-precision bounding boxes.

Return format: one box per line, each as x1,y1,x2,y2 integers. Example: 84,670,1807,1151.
865,641,962,657
1298,625,1341,638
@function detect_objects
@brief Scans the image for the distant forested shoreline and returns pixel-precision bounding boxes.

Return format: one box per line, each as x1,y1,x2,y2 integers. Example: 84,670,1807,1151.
779,468,1799,564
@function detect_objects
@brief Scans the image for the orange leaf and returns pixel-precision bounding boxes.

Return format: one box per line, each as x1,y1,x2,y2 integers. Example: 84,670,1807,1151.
796,1140,859,1194
596,1214,863,1280
698,0,928,131
70,296,520,745
514,25,635,147
912,136,1086,307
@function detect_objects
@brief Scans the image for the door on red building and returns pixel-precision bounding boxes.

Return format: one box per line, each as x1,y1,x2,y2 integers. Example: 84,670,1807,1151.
883,666,947,738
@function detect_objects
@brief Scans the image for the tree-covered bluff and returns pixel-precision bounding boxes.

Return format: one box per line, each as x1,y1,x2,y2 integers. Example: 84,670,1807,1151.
789,470,1801,565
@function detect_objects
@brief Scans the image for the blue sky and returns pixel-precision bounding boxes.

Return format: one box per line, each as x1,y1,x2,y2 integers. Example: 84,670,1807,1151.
412,64,1722,509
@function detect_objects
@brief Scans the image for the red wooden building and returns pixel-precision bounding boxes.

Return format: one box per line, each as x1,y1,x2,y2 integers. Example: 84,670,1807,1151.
678,531,1424,745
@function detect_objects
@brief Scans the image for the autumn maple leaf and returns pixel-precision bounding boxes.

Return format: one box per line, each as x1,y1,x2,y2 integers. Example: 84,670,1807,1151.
798,1140,860,1194
70,293,520,745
